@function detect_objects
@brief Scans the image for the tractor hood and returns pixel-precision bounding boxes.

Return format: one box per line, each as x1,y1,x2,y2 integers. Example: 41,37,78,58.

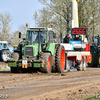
23,44,39,57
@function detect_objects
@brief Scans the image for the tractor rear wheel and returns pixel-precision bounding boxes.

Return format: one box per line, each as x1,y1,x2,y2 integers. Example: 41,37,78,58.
55,45,65,73
40,53,52,73
52,45,59,72
88,47,96,67
97,53,100,67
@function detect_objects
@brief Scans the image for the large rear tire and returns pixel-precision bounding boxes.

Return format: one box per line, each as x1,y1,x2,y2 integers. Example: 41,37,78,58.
55,45,65,73
40,53,52,73
97,53,100,67
0,50,11,62
88,47,97,67
52,45,59,72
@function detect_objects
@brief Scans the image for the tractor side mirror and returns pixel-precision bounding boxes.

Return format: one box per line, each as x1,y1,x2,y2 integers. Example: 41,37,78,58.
19,32,21,38
53,33,56,39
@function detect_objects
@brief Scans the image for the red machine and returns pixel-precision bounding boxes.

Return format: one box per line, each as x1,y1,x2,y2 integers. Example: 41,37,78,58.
61,28,91,71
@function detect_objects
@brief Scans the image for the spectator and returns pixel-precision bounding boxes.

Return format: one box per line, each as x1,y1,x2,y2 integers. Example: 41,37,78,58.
74,35,81,41
8,43,11,47
63,34,70,43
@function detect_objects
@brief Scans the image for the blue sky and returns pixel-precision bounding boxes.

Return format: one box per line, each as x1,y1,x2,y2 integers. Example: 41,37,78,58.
0,0,44,32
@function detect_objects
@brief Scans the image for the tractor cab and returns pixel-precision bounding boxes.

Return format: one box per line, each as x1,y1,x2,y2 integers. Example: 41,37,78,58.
88,33,100,67
93,35,100,47
19,27,56,58
92,34,100,53
25,28,55,44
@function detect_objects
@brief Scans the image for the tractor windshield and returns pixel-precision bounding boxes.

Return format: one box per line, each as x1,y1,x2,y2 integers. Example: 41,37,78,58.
26,30,47,43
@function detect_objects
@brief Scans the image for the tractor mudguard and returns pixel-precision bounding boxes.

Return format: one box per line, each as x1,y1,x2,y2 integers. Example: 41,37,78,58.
42,50,51,54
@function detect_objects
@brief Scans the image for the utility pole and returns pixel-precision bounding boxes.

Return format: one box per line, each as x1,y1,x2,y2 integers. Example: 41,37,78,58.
71,0,79,28
71,0,85,40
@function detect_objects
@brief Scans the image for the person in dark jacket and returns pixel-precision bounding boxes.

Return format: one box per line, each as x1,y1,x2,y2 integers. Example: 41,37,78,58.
74,35,81,41
63,34,70,43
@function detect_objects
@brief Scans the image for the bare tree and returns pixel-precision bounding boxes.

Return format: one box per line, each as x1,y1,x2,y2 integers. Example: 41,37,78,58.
37,7,53,28
38,0,100,41
0,12,13,41
11,31,20,45
38,0,72,42
78,0,100,38
32,11,38,27
19,24,26,34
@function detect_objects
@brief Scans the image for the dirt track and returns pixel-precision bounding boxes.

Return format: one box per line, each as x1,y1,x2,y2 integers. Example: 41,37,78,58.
0,63,100,100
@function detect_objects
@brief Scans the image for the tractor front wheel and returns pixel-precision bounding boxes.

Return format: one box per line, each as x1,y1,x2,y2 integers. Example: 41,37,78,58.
40,53,52,73
11,52,19,61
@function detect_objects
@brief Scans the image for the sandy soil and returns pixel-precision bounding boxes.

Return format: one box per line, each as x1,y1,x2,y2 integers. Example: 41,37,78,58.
0,62,100,100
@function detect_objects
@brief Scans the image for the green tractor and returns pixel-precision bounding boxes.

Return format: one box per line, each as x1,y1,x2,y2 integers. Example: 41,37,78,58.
8,27,66,73
88,34,100,67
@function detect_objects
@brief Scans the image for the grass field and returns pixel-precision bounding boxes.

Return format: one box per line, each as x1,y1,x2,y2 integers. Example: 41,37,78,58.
84,95,100,100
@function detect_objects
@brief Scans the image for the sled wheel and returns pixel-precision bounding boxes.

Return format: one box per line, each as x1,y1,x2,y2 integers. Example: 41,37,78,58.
77,58,83,71
83,57,87,71
66,58,70,71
